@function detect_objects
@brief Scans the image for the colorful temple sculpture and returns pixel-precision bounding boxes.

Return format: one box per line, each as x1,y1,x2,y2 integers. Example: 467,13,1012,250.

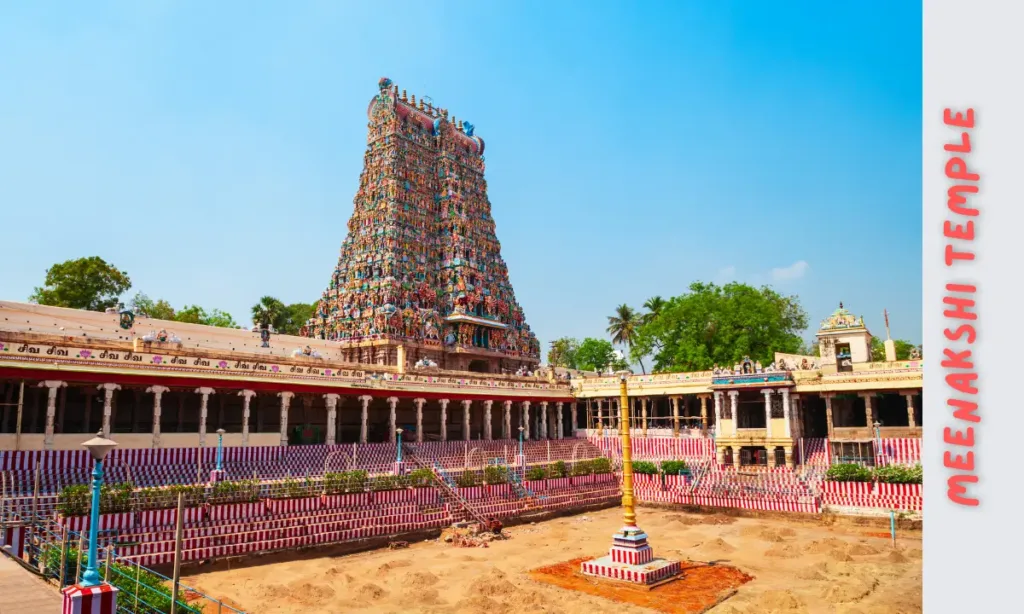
303,77,540,374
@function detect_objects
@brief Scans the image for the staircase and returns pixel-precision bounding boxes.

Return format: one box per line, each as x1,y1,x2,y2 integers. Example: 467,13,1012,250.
488,457,536,500
402,444,490,527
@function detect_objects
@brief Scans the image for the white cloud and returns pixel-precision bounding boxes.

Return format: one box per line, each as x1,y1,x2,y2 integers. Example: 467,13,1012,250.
771,260,810,281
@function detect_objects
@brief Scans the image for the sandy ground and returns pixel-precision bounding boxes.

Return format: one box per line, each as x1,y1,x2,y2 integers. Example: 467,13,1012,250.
182,507,922,614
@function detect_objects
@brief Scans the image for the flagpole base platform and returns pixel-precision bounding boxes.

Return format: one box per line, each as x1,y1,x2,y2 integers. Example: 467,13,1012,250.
580,526,683,585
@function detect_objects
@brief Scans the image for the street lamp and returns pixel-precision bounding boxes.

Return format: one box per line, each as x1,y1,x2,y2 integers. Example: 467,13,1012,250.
80,431,118,587
396,428,404,463
518,426,525,458
215,429,226,472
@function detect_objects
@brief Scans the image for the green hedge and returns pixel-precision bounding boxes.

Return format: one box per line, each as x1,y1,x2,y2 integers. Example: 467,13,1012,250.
659,460,689,475
484,465,508,484
826,463,922,484
631,461,659,475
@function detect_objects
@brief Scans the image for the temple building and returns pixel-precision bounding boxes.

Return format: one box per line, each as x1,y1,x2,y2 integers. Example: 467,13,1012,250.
303,77,540,374
573,303,923,467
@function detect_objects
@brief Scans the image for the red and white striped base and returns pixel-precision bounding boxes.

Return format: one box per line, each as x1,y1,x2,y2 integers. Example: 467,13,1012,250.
62,583,119,614
580,556,682,585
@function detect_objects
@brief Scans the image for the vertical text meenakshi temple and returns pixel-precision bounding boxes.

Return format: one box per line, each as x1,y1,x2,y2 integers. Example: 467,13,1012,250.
0,78,922,609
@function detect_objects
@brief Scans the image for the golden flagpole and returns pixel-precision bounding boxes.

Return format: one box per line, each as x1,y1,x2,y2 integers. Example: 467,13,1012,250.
618,371,637,528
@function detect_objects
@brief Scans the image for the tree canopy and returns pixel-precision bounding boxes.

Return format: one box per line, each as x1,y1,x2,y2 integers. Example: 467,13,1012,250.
130,292,239,329
607,304,645,373
30,257,131,312
251,296,316,335
547,337,580,368
632,281,809,372
575,337,629,373
870,336,921,361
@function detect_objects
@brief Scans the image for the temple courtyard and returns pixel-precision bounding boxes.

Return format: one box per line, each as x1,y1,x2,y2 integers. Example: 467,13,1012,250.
180,506,922,614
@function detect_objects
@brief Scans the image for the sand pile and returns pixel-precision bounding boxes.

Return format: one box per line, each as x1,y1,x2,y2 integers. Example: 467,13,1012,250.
764,543,801,558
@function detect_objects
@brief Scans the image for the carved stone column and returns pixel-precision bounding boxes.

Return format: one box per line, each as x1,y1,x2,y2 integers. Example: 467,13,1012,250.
556,402,564,439
358,395,372,444
727,391,739,436
387,396,399,442
761,389,773,438
904,392,917,428
671,396,680,437
483,400,493,441
324,394,341,445
596,398,603,430
641,397,648,437
699,394,709,431
824,394,835,438
781,388,791,438
861,393,875,430
98,383,121,438
237,389,256,446
439,399,450,442
502,400,512,439
461,399,472,441
522,401,531,440
539,401,548,440
414,398,426,443
713,392,722,437
570,402,577,437
40,381,66,450
277,391,293,447
196,387,216,447
146,385,169,448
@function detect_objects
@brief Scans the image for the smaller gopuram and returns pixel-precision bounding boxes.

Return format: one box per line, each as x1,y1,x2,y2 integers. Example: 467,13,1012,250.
304,78,540,375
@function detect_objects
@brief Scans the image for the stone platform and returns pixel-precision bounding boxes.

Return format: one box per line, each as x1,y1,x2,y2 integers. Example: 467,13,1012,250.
581,555,682,585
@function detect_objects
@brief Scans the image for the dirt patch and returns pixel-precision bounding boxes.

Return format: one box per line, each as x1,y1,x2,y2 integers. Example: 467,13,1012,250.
764,544,801,559
760,589,805,612
700,514,737,526
528,558,753,614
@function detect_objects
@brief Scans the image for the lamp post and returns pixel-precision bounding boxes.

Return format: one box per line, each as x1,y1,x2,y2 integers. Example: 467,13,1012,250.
396,428,404,463
518,426,524,458
215,428,226,472
81,431,118,587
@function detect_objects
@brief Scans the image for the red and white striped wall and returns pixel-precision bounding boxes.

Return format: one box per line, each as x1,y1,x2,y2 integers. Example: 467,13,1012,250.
62,584,118,614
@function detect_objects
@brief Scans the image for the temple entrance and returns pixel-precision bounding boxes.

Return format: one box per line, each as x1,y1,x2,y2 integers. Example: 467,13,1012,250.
467,359,490,373
739,446,769,467
800,395,829,438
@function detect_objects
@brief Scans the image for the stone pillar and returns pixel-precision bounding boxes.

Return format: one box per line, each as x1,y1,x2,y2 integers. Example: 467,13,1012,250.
502,400,512,439
762,389,773,438
522,401,531,440
387,396,399,442
767,446,777,468
716,445,725,465
540,401,548,440
791,394,802,440
596,399,603,430
904,392,917,428
277,391,293,447
728,391,739,436
196,387,216,447
358,395,372,444
671,396,680,437
238,390,256,446
97,383,120,438
414,398,426,443
641,397,648,437
781,388,791,437
556,402,564,439
461,399,471,441
570,402,577,437
784,446,794,468
40,381,66,450
146,385,169,448
483,400,493,440
732,445,741,469
861,393,875,429
439,399,449,442
713,392,722,437
700,394,709,431
324,393,341,445
824,394,835,438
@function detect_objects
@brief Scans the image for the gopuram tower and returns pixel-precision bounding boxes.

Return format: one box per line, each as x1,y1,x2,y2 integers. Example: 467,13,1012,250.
304,77,540,374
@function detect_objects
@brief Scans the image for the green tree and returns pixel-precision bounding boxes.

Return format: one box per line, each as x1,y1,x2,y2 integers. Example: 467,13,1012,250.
547,337,580,368
172,305,237,328
251,296,287,331
204,309,238,328
870,336,919,361
575,337,618,373
642,296,666,325
280,302,316,335
30,257,131,312
129,293,176,320
634,281,808,372
607,304,646,374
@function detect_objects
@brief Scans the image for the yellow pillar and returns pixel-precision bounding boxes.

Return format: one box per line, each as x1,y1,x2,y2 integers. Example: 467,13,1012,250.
618,374,636,528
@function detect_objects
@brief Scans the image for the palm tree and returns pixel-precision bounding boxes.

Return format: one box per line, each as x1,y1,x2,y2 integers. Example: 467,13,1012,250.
607,304,646,374
252,296,284,331
642,296,665,325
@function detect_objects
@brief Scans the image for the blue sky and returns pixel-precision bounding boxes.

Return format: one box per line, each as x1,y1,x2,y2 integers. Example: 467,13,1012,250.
0,1,922,358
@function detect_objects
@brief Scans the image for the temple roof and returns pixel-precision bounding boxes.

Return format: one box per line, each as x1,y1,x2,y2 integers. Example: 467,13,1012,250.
818,302,866,333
